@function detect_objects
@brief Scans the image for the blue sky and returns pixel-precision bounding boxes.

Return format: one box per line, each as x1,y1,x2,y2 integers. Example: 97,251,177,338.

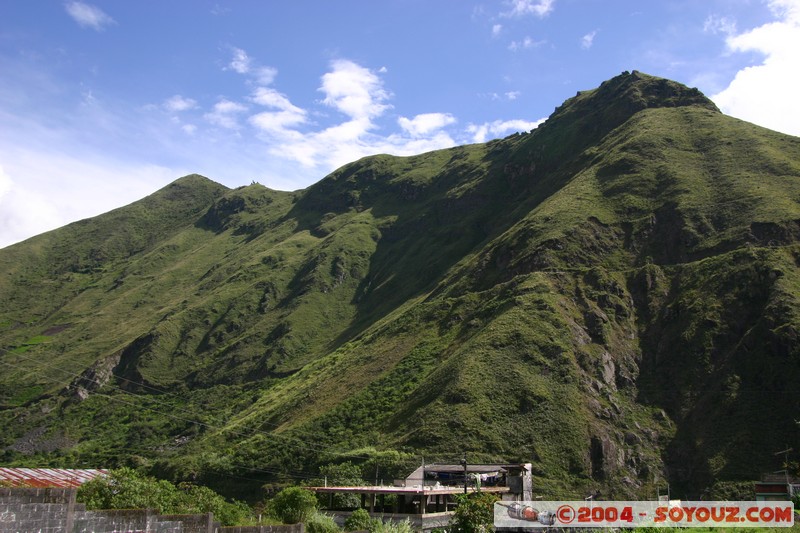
1,0,799,248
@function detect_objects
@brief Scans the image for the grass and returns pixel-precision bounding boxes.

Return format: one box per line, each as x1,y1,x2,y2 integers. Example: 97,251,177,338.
0,71,799,504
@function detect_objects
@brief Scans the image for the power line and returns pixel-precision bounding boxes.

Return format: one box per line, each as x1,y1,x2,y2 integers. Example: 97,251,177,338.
0,347,375,462
0,358,336,484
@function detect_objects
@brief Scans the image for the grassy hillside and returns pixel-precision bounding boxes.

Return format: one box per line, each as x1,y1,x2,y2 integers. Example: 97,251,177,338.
1,71,798,501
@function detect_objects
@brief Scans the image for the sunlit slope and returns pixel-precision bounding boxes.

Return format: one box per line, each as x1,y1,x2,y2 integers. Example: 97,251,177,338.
1,71,798,500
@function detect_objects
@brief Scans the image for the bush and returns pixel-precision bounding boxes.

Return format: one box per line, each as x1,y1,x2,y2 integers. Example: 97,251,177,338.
344,508,373,531
369,518,412,533
268,486,319,524
306,512,342,533
75,467,252,526
449,492,498,533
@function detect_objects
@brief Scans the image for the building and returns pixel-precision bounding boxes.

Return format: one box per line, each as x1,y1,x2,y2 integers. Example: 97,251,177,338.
309,463,532,531
754,473,800,502
0,468,107,488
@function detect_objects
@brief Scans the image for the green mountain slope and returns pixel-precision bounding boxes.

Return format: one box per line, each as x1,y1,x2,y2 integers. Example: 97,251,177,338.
1,71,798,500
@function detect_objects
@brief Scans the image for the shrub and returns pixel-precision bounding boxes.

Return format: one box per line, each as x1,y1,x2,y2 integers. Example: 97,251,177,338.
344,508,373,531
306,512,342,533
75,467,252,526
268,486,319,524
449,492,498,533
369,518,413,533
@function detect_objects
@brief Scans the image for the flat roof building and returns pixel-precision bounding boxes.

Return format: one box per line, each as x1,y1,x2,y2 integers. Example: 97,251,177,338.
308,462,532,532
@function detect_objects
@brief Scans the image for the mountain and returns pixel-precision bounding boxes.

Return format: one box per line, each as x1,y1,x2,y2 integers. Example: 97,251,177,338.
1,71,798,501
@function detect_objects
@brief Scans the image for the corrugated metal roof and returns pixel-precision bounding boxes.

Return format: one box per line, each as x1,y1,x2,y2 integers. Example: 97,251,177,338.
0,468,107,488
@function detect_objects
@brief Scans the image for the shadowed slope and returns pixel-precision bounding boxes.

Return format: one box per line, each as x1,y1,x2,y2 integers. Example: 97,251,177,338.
1,72,798,501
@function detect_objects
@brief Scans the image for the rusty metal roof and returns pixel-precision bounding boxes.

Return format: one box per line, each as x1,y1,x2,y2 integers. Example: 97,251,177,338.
0,468,107,488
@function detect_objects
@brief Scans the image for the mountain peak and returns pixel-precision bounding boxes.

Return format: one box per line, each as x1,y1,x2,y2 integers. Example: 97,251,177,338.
546,70,719,127
597,70,718,111
520,71,720,171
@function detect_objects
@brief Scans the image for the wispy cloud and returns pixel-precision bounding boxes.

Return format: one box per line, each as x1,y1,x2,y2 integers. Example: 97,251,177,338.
249,87,307,134
224,47,278,87
247,57,538,171
467,118,545,143
255,66,278,85
502,0,555,18
712,0,800,136
398,113,456,137
163,95,197,112
508,36,545,51
703,15,737,36
581,30,598,49
0,48,546,247
204,99,248,129
210,4,231,16
227,47,252,74
492,24,503,37
64,1,115,31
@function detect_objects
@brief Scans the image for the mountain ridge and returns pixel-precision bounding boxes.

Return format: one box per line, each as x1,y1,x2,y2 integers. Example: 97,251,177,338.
1,71,798,501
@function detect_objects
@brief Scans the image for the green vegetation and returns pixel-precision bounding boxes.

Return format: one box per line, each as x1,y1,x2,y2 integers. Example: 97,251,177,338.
343,508,372,531
449,492,499,533
267,486,319,524
1,71,799,503
77,467,252,525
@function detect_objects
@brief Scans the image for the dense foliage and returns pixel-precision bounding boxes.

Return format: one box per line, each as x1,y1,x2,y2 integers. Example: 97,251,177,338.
76,468,252,525
449,492,499,533
267,486,319,524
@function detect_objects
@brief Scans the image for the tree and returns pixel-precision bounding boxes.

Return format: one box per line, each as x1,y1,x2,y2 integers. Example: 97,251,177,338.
449,492,498,533
77,467,179,513
268,486,319,524
315,462,365,509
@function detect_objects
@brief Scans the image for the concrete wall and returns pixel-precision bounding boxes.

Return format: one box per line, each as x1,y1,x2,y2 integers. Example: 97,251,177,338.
218,525,304,533
0,487,302,533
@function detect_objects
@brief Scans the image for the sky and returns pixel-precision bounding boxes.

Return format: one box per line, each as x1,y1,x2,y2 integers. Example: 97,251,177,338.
1,0,799,249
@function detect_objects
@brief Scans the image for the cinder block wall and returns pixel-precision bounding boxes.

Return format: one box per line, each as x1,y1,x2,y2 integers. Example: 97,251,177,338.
1,488,308,533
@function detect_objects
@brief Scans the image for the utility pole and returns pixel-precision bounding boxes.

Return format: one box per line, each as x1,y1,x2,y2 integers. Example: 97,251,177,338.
774,446,794,485
461,452,468,494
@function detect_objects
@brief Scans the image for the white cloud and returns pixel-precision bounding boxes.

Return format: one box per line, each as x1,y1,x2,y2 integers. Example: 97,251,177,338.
509,36,544,51
228,47,252,74
502,0,555,18
163,95,197,112
204,99,248,129
0,50,550,247
467,118,545,143
581,30,598,49
210,4,230,16
505,91,521,100
249,88,307,134
492,24,503,37
0,156,177,249
256,66,278,85
703,15,737,36
251,87,302,112
0,165,63,248
64,1,115,31
225,47,279,86
712,0,800,136
319,60,392,120
398,113,457,137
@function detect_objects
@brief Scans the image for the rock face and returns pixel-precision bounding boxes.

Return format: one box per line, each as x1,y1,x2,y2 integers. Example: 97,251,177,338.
0,71,799,500
65,353,121,402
